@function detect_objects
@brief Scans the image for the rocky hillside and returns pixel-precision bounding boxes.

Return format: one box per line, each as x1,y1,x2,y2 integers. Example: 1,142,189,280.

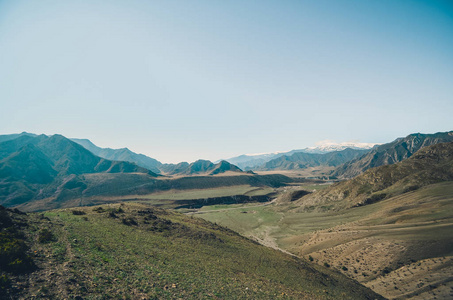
0,203,383,299
294,141,453,211
333,131,453,178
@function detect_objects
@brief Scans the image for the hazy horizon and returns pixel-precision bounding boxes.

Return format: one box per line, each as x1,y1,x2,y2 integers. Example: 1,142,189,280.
1,0,452,163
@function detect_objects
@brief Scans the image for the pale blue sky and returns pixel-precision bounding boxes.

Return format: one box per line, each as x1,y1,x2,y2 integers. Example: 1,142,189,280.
1,0,452,163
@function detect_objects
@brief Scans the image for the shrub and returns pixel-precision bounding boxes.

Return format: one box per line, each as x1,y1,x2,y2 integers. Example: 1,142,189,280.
404,185,419,193
381,267,392,275
0,210,13,228
341,266,348,271
0,274,10,291
0,234,35,273
72,210,86,215
122,218,138,226
364,193,387,205
38,228,55,243
308,255,314,262
93,207,105,213
323,262,330,268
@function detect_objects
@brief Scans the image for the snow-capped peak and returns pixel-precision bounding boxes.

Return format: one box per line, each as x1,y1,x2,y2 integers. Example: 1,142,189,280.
305,140,380,153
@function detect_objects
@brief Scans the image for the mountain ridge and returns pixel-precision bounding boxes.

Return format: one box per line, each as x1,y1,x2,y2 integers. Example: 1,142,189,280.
255,148,369,171
222,142,378,170
293,141,453,211
71,138,162,174
0,134,156,207
332,131,453,178
160,159,243,176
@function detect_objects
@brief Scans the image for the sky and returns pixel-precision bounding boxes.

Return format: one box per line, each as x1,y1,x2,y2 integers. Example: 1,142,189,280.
0,0,452,163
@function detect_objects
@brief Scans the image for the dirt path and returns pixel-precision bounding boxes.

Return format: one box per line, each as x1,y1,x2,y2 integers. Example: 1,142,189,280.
248,227,298,258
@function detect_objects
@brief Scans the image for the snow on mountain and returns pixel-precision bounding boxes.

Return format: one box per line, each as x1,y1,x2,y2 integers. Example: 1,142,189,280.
303,140,380,153
221,140,380,170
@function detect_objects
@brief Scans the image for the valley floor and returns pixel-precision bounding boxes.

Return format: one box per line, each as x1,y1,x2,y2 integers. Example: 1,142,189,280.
196,181,453,299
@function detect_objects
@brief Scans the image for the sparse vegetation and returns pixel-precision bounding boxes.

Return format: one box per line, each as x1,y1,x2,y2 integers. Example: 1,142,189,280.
0,203,382,299
37,228,55,243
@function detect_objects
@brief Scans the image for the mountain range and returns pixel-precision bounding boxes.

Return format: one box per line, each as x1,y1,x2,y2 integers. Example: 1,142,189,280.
255,148,369,171
222,141,378,170
160,159,243,176
0,134,154,207
0,133,292,211
71,138,162,174
294,141,453,211
332,131,453,178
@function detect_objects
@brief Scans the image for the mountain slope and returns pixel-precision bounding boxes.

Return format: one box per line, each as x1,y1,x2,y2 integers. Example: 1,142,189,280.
0,132,37,143
223,142,378,170
294,141,453,211
333,131,453,178
256,148,369,171
71,138,162,173
0,135,156,207
160,160,244,176
0,203,383,299
222,153,286,170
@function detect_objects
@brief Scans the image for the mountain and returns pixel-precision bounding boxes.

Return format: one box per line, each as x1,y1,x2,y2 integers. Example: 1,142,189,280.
222,142,378,170
332,131,453,178
71,138,162,174
255,148,369,171
0,133,291,212
0,132,36,143
294,141,453,211
0,203,382,299
160,160,243,176
0,134,156,207
220,152,287,170
210,160,242,175
301,140,379,154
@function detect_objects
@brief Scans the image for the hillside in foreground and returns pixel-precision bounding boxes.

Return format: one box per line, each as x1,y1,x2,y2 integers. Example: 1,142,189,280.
0,203,382,299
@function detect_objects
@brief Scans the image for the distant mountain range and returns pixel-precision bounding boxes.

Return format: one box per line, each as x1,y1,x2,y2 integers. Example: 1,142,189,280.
71,138,162,174
0,134,154,207
160,159,243,176
255,148,369,171
294,141,453,211
0,133,292,210
223,142,379,170
71,137,244,176
332,131,453,178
